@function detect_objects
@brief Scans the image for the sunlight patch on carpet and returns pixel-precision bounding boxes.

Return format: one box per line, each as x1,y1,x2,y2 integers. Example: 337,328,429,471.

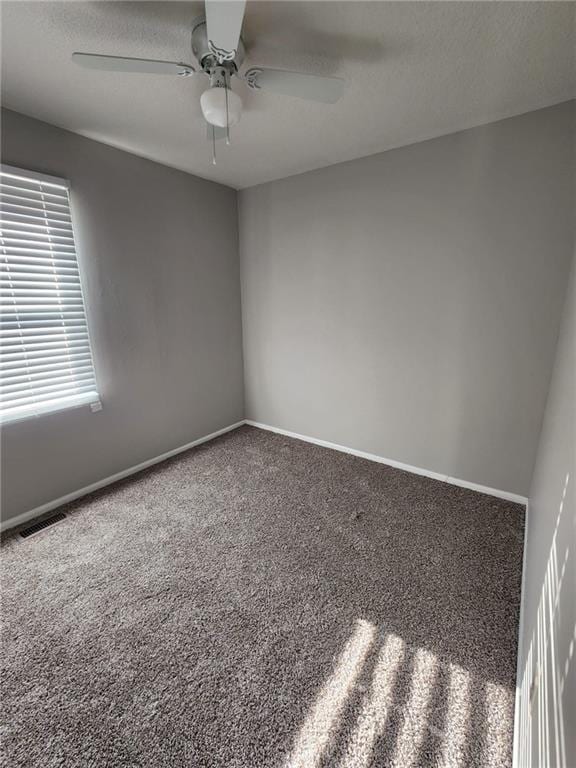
286,619,376,768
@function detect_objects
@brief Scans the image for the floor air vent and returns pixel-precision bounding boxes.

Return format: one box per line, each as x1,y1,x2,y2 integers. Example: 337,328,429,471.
19,512,67,539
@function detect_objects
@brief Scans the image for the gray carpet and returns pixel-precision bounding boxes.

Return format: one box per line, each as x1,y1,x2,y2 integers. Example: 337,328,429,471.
1,425,524,768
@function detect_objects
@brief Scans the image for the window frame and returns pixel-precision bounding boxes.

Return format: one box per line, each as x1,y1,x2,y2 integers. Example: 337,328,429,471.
0,163,101,425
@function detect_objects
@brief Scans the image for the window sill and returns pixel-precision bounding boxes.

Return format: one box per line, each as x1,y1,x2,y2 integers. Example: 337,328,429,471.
0,392,102,427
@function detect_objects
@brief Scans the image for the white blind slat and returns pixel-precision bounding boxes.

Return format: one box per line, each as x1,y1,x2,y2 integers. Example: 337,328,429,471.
3,363,95,384
1,246,78,258
0,263,80,275
1,324,88,336
1,254,82,267
0,183,69,201
2,336,93,354
2,370,96,395
2,238,76,250
1,192,71,211
1,311,88,321
1,352,93,371
1,216,74,233
1,321,86,332
1,283,84,293
0,166,100,423
1,275,82,286
0,203,72,222
1,226,75,238
2,331,89,344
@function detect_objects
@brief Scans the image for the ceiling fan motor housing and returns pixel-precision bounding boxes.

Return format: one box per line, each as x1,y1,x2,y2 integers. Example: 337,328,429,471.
191,16,245,73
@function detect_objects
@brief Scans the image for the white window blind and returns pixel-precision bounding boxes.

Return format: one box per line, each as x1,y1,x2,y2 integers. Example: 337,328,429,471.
0,164,100,424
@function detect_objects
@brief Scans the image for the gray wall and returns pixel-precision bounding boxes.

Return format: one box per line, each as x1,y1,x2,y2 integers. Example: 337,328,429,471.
1,109,244,524
515,255,575,767
239,101,575,497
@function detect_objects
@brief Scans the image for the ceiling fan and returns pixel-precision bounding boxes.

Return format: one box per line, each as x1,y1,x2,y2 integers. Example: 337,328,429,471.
72,0,345,164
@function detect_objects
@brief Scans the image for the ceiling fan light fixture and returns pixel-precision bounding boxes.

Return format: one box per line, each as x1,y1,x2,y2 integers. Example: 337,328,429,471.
200,86,242,128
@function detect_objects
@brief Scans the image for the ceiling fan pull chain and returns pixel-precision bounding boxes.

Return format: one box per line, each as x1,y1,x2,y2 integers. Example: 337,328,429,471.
212,124,217,165
225,77,231,146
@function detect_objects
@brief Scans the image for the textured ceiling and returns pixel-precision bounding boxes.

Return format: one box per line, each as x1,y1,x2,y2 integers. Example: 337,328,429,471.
1,1,574,189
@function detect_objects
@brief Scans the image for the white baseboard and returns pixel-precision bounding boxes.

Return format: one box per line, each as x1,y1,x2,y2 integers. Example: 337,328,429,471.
3,416,527,534
0,421,245,533
245,419,528,505
512,500,530,768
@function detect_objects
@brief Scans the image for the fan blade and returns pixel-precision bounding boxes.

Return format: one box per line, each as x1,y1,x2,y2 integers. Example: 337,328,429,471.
205,0,246,62
72,53,195,76
244,68,344,104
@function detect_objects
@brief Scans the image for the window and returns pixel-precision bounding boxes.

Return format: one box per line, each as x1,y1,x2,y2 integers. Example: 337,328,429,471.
0,164,100,424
